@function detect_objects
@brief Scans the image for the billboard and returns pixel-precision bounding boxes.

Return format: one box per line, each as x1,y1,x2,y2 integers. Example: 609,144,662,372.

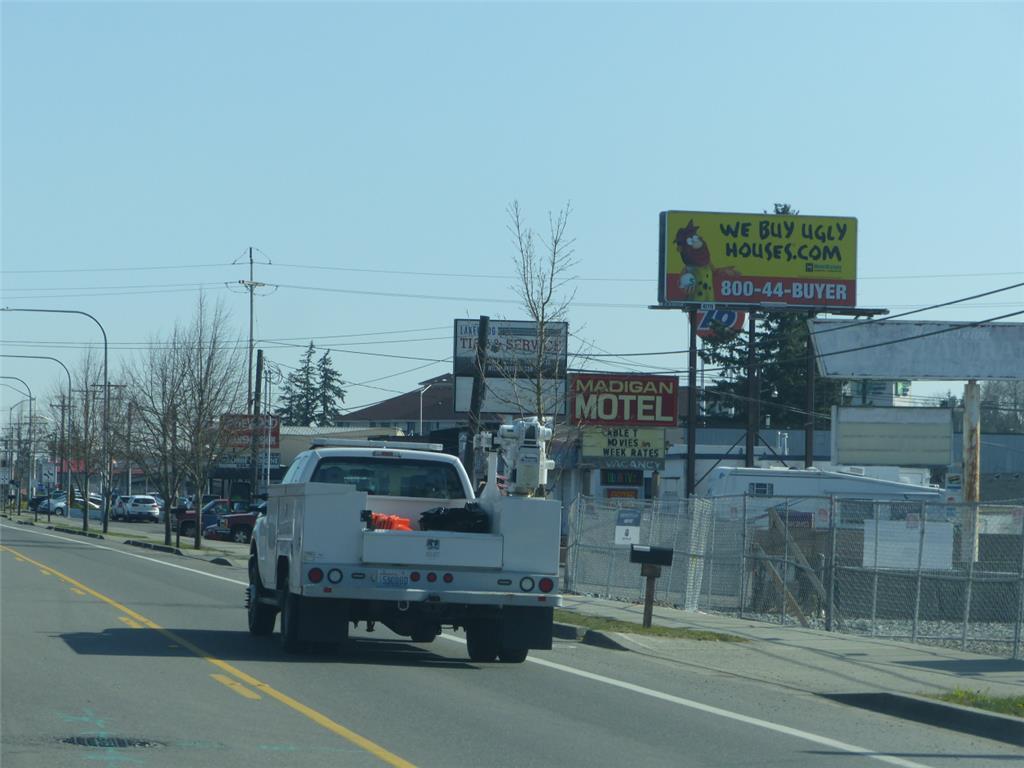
453,319,568,415
659,211,857,309
571,373,677,427
812,319,1024,381
831,406,954,467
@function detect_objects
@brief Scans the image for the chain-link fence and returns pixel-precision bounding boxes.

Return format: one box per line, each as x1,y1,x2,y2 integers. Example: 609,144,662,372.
564,494,1024,658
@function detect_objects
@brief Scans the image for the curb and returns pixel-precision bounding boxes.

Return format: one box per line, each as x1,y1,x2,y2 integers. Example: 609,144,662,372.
124,539,183,556
48,525,104,540
553,622,629,651
822,692,1023,747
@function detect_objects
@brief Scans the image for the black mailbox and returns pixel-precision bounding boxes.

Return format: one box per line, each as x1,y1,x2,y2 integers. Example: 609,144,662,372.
629,544,674,567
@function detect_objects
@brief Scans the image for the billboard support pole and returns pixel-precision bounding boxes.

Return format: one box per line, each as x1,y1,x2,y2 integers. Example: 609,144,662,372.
962,379,981,562
464,316,490,485
805,311,816,468
745,313,757,467
686,310,698,497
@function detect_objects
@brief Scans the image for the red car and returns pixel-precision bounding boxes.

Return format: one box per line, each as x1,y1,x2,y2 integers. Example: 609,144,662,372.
203,500,265,543
175,498,246,537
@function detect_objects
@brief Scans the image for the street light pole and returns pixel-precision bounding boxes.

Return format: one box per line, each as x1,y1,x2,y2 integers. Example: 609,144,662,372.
1,307,110,532
1,377,33,504
1,355,74,505
418,383,434,436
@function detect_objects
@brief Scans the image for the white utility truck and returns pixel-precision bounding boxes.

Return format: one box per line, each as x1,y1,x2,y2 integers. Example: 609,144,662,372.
246,418,561,663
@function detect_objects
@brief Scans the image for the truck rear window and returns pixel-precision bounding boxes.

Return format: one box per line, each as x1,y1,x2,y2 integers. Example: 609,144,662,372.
311,457,466,500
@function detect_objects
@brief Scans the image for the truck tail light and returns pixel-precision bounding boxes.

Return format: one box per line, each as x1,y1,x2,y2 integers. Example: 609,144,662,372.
410,571,421,582
308,567,324,584
443,573,453,583
426,572,437,583
538,577,554,593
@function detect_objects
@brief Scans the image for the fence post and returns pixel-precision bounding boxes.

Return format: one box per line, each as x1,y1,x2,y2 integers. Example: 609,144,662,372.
739,494,749,618
961,507,975,651
911,509,926,644
780,500,790,625
704,509,715,611
870,501,880,637
1014,510,1024,660
826,496,837,632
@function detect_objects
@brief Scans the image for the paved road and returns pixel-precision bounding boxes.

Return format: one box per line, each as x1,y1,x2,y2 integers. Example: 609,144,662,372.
2,521,1021,768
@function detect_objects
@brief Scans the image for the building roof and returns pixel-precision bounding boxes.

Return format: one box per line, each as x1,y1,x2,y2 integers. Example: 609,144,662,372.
339,374,456,422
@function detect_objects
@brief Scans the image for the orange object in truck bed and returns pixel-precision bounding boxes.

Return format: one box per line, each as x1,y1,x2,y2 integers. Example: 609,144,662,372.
368,513,412,531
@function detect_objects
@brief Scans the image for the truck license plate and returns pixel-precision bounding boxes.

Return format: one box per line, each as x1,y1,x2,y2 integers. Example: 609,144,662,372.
378,570,408,587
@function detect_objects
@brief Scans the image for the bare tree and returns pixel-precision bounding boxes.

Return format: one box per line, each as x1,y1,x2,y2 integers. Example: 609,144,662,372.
500,200,578,423
63,350,104,531
177,296,247,548
125,323,192,545
125,296,245,549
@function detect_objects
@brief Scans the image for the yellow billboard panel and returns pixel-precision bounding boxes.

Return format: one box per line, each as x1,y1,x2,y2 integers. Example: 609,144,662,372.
581,427,666,461
659,211,857,308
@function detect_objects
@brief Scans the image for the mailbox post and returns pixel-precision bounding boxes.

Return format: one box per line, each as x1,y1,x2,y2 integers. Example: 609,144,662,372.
630,545,674,628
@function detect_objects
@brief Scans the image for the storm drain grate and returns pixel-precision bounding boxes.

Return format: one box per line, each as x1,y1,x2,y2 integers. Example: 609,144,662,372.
63,736,163,749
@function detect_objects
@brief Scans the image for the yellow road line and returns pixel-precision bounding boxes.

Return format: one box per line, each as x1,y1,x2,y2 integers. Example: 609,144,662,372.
70,587,86,596
0,543,417,768
118,615,143,629
211,673,262,700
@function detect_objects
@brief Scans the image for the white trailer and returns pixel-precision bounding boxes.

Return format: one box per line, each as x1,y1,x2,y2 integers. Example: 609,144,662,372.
246,420,562,663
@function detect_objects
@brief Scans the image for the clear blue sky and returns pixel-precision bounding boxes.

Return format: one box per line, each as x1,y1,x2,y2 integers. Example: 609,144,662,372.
2,1,1022,423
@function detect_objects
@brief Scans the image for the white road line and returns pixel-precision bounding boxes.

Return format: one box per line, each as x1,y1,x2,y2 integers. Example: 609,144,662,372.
0,522,247,586
3,521,936,768
436,637,936,768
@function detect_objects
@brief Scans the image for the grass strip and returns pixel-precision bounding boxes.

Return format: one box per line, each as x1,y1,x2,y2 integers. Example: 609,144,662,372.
554,609,747,642
931,689,1024,719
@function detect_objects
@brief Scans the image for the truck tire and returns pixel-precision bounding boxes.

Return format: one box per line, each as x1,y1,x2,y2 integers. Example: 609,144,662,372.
247,557,277,636
466,621,499,663
232,526,252,543
278,576,306,653
498,647,529,664
410,625,440,643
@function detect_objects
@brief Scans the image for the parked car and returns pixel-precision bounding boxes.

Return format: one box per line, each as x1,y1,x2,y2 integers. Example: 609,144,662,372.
58,497,102,520
203,501,265,543
174,498,244,536
28,495,50,511
36,493,67,514
112,494,160,522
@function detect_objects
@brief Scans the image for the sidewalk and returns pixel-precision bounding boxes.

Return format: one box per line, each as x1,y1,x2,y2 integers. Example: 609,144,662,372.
556,594,1024,746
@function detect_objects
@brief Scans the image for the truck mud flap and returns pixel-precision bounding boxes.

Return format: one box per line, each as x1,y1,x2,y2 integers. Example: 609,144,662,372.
299,597,350,644
501,606,553,650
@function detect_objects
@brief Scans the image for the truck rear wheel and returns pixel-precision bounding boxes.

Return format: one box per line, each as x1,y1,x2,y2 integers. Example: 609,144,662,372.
247,557,277,636
279,576,306,652
466,621,499,663
498,647,528,664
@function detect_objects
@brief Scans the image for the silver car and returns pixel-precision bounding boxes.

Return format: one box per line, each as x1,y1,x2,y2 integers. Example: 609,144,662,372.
115,495,160,522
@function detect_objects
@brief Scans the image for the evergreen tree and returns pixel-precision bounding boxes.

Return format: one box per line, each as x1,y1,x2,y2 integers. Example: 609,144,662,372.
315,349,347,426
277,342,318,426
699,203,844,428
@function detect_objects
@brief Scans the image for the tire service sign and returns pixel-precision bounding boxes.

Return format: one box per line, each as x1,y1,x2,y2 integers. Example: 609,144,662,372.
659,211,857,309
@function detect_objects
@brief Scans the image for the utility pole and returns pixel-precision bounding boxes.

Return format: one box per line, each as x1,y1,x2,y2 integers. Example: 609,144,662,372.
238,247,268,415
249,349,264,504
464,316,490,485
745,313,758,467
